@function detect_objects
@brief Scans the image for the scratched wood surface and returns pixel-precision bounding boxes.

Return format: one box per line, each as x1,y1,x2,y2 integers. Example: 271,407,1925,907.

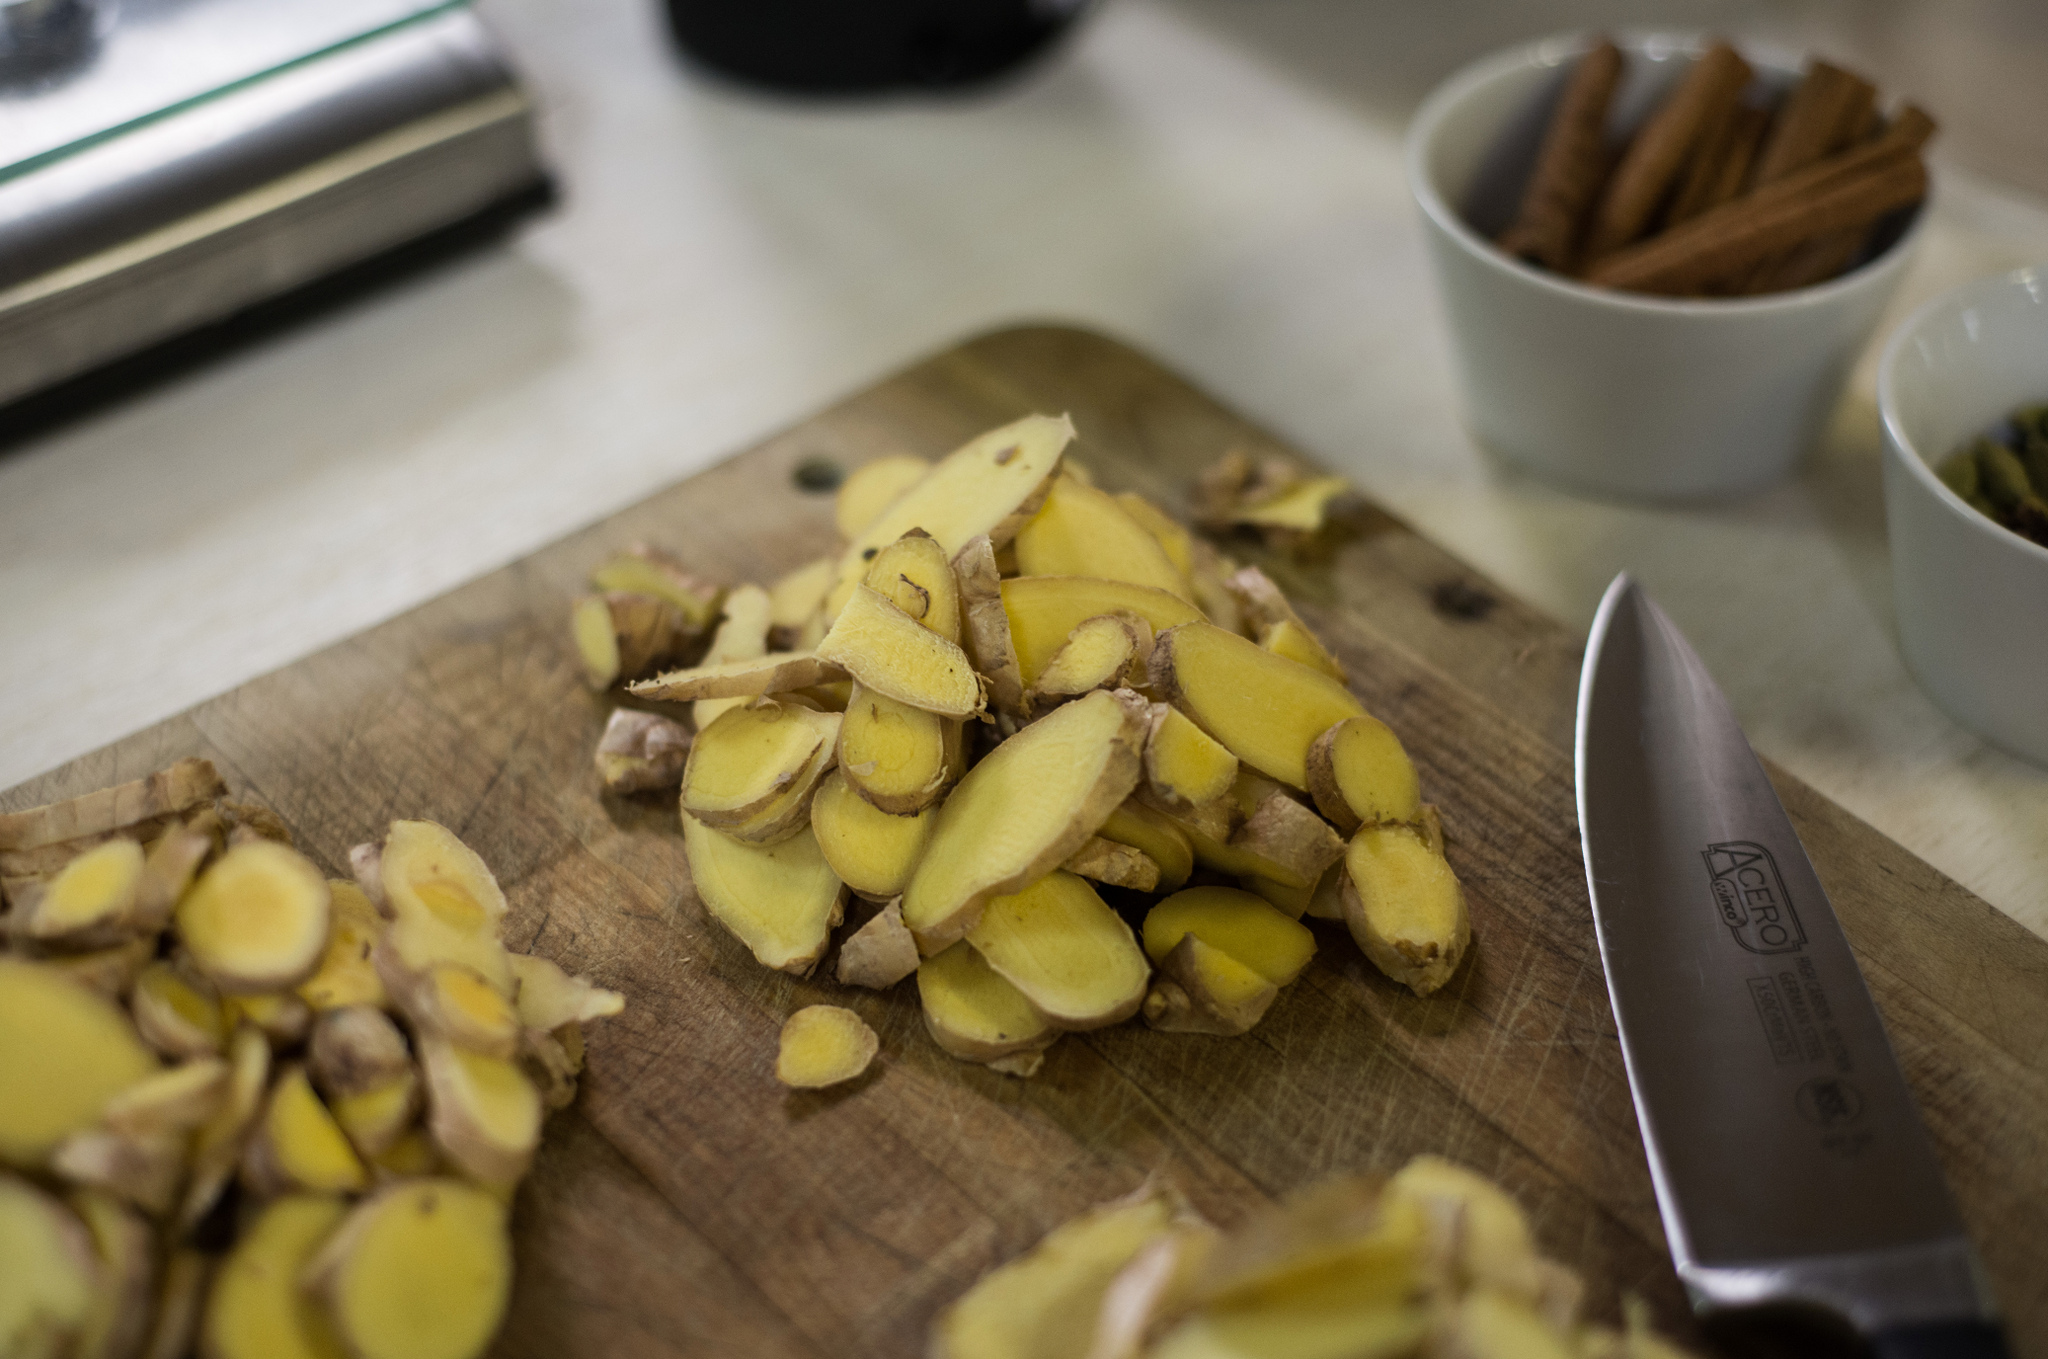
6,326,2044,1356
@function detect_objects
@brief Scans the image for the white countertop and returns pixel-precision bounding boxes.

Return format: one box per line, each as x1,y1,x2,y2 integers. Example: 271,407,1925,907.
2,0,2043,938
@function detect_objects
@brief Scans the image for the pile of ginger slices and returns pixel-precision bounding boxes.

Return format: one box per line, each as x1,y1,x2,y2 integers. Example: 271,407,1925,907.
577,412,1471,1083
0,759,623,1359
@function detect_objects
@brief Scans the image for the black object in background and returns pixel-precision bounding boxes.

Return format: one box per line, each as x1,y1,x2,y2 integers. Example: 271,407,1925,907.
665,0,1091,93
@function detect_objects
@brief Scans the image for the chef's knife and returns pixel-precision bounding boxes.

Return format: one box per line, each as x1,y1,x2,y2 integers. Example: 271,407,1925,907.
1575,575,2009,1358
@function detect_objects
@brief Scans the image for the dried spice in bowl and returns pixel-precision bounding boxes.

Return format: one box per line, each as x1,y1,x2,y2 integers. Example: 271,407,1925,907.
1938,403,2048,547
1495,38,1935,298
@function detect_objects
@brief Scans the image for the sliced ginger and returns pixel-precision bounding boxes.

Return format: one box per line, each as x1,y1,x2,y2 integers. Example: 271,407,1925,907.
835,900,922,989
373,821,515,998
683,819,845,975
902,689,1145,951
177,840,332,994
1144,705,1239,811
628,650,846,703
1029,614,1145,708
70,1187,153,1359
0,958,159,1167
591,709,693,795
1227,566,1347,684
12,836,144,947
398,965,522,1057
689,582,773,732
1343,820,1470,996
182,1025,270,1229
589,545,721,631
297,882,389,1012
1000,577,1201,689
1014,474,1192,601
506,953,625,1033
1114,491,1196,579
0,756,224,857
812,771,936,899
1229,777,1346,888
775,1005,879,1088
1306,716,1422,835
680,699,841,838
133,816,219,934
1149,621,1365,790
952,535,1027,719
967,872,1152,1030
816,585,983,719
131,961,226,1058
418,1039,542,1187
0,1172,99,1358
917,943,1055,1073
309,1179,512,1359
834,454,931,539
243,1064,369,1196
1141,887,1316,987
1144,937,1279,1037
837,684,959,815
931,1181,1182,1359
768,556,837,642
1063,836,1160,892
102,1057,230,1139
203,1194,351,1359
570,592,692,690
864,529,963,643
1097,802,1193,894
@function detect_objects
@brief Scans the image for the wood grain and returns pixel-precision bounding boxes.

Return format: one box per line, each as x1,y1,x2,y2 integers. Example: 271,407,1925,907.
5,326,2042,1354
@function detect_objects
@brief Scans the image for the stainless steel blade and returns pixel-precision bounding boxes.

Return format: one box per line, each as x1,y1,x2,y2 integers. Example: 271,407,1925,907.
1575,575,1998,1334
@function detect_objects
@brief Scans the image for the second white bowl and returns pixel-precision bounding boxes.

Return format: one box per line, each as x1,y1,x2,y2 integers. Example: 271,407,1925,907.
1407,33,1926,500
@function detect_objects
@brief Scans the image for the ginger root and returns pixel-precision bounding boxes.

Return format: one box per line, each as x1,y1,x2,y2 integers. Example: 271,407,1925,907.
775,1005,879,1088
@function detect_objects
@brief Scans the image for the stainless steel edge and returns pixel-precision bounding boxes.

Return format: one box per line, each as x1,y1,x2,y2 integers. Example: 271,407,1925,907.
1574,574,1999,1334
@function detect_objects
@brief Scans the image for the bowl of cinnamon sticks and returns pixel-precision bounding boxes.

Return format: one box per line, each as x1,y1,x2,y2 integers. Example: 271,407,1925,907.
1409,33,1933,499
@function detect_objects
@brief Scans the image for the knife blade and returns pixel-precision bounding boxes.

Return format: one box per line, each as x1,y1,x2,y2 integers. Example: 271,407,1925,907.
1574,575,2009,1356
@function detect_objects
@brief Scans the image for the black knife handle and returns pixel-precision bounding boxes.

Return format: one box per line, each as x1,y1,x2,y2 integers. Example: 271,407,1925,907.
1870,1321,2013,1359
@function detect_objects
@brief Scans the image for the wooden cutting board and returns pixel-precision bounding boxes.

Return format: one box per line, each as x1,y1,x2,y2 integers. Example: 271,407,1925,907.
8,326,2045,1357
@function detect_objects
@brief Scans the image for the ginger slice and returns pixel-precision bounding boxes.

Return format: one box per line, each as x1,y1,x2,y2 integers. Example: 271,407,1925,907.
418,1039,542,1186
591,709,693,796
70,1188,154,1359
768,556,837,644
1000,577,1202,689
966,872,1152,1030
838,684,962,817
367,1130,442,1182
332,1078,421,1162
775,1005,879,1088
1150,621,1366,790
1112,491,1195,579
1386,1156,1549,1303
1143,799,1323,890
1192,1175,1425,1314
836,900,922,989
1029,615,1146,707
177,841,332,994
309,1008,411,1099
131,817,220,935
1233,475,1353,533
12,837,145,948
916,943,1055,1071
689,583,773,732
506,954,624,1033
1226,565,1348,684
1144,704,1240,810
132,961,226,1058
224,992,313,1047
308,1179,512,1359
951,535,1027,720
1015,474,1193,601
0,958,159,1167
679,700,839,845
589,545,722,631
812,772,936,899
1306,716,1422,836
1342,820,1470,996
864,530,964,643
102,1057,229,1139
902,689,1146,951
682,819,846,976
296,882,389,1012
1062,836,1160,892
1143,936,1279,1036
1230,778,1345,887
388,964,520,1058
372,822,514,998
1085,1220,1219,1359
50,1125,185,1214
181,1026,270,1229
835,454,931,540
1097,802,1193,893
931,1181,1181,1359
202,1194,350,1359
243,1065,369,1196
628,650,846,703
827,414,1074,616
817,585,984,719
0,1172,99,1357
570,592,692,690
1243,863,1343,922
0,757,224,856
1142,887,1316,986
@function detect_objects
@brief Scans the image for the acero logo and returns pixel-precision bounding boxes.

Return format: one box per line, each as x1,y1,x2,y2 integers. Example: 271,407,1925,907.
1702,842,1807,954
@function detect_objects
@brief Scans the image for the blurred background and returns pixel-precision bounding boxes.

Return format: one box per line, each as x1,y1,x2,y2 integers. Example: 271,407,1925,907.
1,0,2044,932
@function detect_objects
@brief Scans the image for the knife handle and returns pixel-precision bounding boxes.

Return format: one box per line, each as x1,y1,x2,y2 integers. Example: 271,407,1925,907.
1871,1321,2013,1359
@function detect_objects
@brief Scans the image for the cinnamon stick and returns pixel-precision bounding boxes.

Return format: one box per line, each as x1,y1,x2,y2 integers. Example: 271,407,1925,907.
1497,39,1624,271
1581,42,1753,263
1664,101,1769,227
1750,60,1877,186
1586,110,1933,295
1737,101,1890,293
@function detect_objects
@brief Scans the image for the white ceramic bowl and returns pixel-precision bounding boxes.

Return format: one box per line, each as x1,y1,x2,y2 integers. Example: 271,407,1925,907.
1878,267,2048,767
1408,33,1927,500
